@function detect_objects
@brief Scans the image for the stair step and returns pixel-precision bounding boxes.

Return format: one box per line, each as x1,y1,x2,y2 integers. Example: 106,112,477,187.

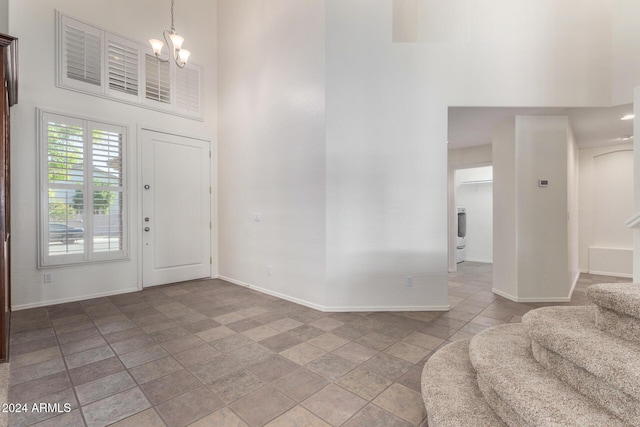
422,339,506,427
523,306,640,402
532,340,640,425
587,282,640,318
587,283,640,342
469,323,626,427
595,307,640,343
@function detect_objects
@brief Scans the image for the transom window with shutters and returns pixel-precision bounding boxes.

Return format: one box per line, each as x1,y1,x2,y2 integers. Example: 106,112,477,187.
57,12,202,119
39,110,128,267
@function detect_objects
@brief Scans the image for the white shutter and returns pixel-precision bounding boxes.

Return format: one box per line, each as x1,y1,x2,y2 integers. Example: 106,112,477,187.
90,123,126,259
60,15,102,93
56,12,204,120
145,53,172,107
175,63,201,117
42,113,87,265
106,35,140,100
40,110,128,267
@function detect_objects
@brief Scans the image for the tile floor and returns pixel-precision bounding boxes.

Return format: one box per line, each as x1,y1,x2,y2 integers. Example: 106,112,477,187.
5,262,630,427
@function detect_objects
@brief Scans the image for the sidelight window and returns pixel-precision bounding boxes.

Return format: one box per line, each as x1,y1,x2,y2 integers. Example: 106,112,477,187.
39,110,128,267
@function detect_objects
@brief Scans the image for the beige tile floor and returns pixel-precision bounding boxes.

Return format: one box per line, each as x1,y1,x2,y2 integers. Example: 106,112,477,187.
5,262,630,426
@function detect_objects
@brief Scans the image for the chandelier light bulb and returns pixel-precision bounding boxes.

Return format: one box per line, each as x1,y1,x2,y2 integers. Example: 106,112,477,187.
178,49,191,64
149,39,164,56
169,33,184,51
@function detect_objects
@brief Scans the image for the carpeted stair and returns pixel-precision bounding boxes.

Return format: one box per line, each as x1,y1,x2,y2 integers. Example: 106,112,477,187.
421,283,640,426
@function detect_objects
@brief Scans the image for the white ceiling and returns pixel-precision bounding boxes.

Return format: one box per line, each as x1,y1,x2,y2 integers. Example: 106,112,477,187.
448,104,634,150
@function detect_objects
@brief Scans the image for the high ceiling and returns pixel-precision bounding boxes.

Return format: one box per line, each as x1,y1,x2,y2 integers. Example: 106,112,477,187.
448,104,634,150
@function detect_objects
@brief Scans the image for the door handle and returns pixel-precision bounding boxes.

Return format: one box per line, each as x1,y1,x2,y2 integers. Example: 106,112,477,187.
144,227,150,232
144,184,150,190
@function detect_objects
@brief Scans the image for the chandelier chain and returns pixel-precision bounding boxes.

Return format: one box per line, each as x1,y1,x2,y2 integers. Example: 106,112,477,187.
170,0,175,33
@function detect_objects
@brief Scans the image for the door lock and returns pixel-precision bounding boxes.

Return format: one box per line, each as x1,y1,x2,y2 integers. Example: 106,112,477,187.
144,217,150,222
144,227,150,232
144,184,150,190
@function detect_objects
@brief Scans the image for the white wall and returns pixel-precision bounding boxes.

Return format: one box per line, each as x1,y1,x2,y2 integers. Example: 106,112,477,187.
9,0,218,309
217,0,327,308
218,0,640,312
635,87,640,283
492,118,517,298
325,1,453,310
493,116,577,302
455,167,493,263
567,124,579,287
579,143,634,277
516,116,572,301
612,0,640,105
448,0,614,107
0,0,7,34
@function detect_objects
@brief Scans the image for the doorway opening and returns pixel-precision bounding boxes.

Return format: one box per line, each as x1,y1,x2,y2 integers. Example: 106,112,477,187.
450,166,493,272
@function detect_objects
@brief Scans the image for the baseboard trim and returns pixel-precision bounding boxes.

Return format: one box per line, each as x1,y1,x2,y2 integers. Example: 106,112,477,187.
322,304,450,312
464,258,493,264
12,286,140,311
491,288,518,302
218,276,327,312
218,276,450,312
567,272,580,300
491,287,571,303
587,270,633,279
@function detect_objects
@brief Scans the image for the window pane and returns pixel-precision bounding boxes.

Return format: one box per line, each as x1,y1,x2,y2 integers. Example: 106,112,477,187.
93,130,123,187
48,190,84,255
93,190,123,252
108,40,139,95
176,65,200,113
145,54,171,104
47,119,85,259
65,24,101,86
42,110,127,266
48,122,84,183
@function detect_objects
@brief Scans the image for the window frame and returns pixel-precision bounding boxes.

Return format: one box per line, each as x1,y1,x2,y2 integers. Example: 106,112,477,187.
58,15,104,94
38,109,130,268
142,48,174,112
56,11,203,121
105,33,143,103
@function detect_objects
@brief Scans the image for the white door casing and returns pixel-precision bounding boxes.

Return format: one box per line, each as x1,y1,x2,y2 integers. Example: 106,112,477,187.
141,129,211,287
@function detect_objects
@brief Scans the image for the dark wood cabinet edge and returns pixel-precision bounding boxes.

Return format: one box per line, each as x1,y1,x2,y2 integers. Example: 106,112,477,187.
0,32,15,362
0,33,17,107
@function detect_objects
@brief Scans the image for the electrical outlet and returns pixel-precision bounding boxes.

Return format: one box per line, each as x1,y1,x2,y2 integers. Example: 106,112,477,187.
254,212,262,222
44,273,53,283
267,265,273,276
406,276,413,287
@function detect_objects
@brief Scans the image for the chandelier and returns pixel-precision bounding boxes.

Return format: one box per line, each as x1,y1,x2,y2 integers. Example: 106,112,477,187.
149,0,191,68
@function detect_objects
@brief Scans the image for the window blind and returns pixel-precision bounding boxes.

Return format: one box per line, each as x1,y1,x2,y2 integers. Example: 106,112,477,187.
58,12,202,119
145,54,171,104
64,21,101,86
41,111,128,266
108,38,139,97
176,65,201,113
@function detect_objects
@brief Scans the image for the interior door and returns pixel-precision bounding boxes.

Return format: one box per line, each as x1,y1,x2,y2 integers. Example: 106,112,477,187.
141,129,211,287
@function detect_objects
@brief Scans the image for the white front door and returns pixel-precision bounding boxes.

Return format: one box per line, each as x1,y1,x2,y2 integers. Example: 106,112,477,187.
141,129,211,287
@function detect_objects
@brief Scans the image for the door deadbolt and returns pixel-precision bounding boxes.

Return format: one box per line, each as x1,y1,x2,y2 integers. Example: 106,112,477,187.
144,217,150,222
144,184,150,190
144,227,150,232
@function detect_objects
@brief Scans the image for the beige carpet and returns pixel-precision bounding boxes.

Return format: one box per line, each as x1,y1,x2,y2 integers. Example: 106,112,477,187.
422,282,640,426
